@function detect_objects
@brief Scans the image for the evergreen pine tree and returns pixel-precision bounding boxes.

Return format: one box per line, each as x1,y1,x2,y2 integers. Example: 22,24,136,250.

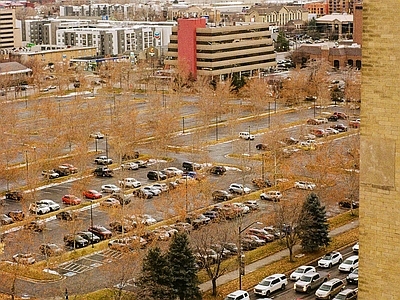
136,247,175,300
298,192,331,252
167,232,202,300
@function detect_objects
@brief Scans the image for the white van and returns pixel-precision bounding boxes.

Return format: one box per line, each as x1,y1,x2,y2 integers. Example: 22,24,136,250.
239,132,255,140
224,290,250,300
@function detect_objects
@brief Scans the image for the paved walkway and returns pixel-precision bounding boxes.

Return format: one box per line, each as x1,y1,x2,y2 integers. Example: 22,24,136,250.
199,220,359,292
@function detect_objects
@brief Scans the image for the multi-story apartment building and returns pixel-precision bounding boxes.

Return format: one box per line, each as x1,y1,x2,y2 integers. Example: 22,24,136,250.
304,1,329,18
328,0,354,14
0,8,22,50
165,18,276,80
22,19,174,57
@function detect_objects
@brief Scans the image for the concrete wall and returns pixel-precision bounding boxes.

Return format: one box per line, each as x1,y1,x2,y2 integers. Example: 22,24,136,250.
359,0,400,298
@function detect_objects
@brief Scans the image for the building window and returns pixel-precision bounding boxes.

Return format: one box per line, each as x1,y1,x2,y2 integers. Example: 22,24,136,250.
333,60,340,69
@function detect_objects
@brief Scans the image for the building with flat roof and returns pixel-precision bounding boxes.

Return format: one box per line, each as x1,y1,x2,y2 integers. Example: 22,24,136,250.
165,18,276,80
0,8,22,51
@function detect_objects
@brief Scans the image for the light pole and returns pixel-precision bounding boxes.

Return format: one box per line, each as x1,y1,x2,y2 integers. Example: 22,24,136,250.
182,117,185,134
238,221,262,290
105,134,109,158
216,114,219,141
248,125,251,155
90,200,94,248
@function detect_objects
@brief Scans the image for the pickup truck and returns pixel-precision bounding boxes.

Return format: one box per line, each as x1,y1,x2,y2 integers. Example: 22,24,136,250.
294,272,329,293
93,167,114,177
94,156,113,165
118,178,141,188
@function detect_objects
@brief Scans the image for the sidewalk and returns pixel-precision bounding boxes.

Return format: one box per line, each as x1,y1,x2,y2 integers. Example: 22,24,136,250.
199,220,359,292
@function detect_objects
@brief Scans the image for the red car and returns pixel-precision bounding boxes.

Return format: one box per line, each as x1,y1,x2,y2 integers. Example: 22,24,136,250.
83,190,102,199
62,195,82,205
61,164,78,174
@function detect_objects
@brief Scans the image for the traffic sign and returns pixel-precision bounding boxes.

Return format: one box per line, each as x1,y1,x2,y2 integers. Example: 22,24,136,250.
154,31,160,39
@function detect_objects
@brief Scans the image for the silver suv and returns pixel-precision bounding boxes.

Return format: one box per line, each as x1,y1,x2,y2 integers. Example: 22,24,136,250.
229,183,251,195
315,278,345,299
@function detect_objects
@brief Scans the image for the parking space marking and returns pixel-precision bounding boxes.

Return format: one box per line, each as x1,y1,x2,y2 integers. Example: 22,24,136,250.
59,262,92,274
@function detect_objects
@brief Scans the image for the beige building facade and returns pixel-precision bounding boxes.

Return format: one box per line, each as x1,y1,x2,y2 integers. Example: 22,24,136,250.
359,0,400,299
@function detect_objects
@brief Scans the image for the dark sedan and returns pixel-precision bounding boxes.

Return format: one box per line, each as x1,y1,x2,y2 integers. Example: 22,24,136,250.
88,225,112,240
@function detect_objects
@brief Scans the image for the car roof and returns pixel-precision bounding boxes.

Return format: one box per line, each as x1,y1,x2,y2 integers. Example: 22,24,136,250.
228,290,248,296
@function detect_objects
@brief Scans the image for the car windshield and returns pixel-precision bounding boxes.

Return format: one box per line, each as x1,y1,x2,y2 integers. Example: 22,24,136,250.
295,267,305,273
299,275,312,282
259,279,271,286
323,254,332,260
334,294,347,300
343,259,353,264
319,284,331,291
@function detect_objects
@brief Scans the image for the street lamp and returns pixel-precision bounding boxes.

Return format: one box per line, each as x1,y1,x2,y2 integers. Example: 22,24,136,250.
248,125,251,154
90,200,94,248
238,221,262,289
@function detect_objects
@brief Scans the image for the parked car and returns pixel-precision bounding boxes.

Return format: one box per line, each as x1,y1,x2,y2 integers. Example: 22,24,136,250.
122,162,139,170
39,243,63,257
88,225,112,240
60,163,78,174
228,183,251,195
133,160,148,168
142,186,162,196
307,118,321,125
253,274,288,297
118,178,141,188
332,288,358,300
56,211,76,221
83,190,103,199
239,131,255,140
255,143,269,150
64,234,89,248
41,169,60,179
5,191,23,201
133,188,153,199
94,156,113,165
171,222,193,232
330,124,348,132
122,151,140,161
90,132,104,139
247,228,274,242
260,190,282,201
244,200,259,211
210,165,227,175
315,278,345,299
294,181,316,190
163,167,184,177
338,255,359,272
346,268,359,285
77,231,101,244
185,214,211,229
37,199,60,211
203,210,219,221
212,190,234,201
224,290,250,300
339,200,359,209
7,210,25,221
1,214,13,225
100,198,121,208
318,251,343,268
328,115,339,122
24,220,45,232
108,238,136,252
12,253,35,265
349,119,360,128
62,195,82,205
352,242,359,253
325,127,339,135
29,203,51,215
147,170,167,181
93,167,114,177
182,161,202,171
290,265,316,281
101,184,121,194
333,111,348,119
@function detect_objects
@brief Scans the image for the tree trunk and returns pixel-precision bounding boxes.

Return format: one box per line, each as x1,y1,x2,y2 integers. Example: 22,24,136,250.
212,277,217,296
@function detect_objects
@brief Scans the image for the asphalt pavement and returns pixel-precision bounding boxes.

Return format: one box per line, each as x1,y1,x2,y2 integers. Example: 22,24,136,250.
199,219,359,293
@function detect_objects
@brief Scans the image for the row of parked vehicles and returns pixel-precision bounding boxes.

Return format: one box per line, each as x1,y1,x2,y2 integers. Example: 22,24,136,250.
226,245,359,300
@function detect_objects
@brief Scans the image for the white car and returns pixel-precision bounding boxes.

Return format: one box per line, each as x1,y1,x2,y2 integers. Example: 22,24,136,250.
138,214,157,225
152,183,169,192
163,167,184,177
352,242,359,253
232,203,250,214
338,255,359,272
29,203,51,215
289,265,316,281
94,156,113,165
316,117,328,124
318,251,343,268
13,253,35,265
122,162,139,170
325,127,339,135
239,132,255,140
260,191,282,201
101,184,121,193
37,199,60,211
253,273,287,297
90,132,104,139
118,178,141,188
41,169,60,179
294,181,316,190
142,186,162,196
228,183,251,195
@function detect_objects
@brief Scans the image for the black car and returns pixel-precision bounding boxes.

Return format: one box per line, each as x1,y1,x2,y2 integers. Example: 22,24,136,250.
147,171,167,181
56,211,76,221
77,231,101,244
134,189,153,199
330,124,348,132
255,143,269,150
203,210,219,221
328,115,339,121
5,191,23,201
24,220,45,232
210,165,227,175
182,161,202,171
